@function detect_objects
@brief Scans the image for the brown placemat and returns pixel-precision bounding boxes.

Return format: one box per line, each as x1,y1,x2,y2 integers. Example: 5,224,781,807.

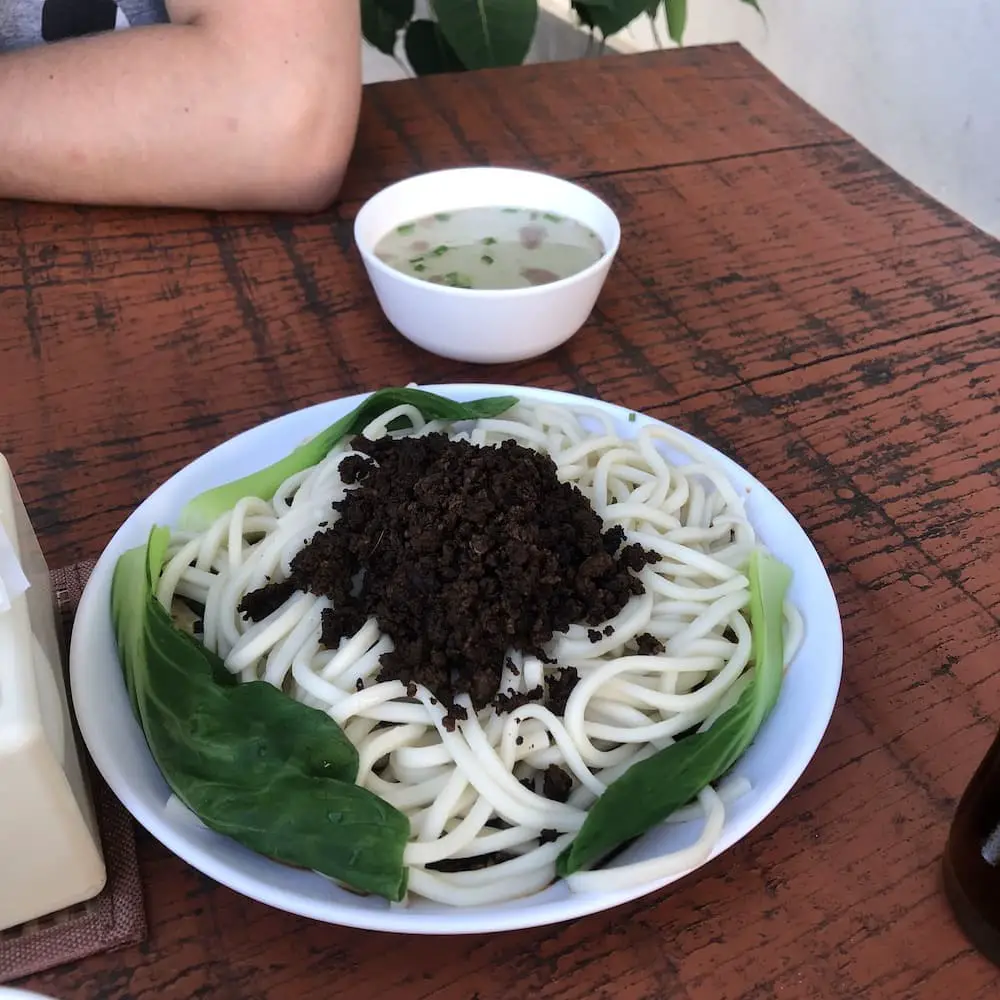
0,560,148,984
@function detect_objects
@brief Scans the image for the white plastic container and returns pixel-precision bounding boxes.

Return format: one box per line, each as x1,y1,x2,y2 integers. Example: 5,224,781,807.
353,167,621,364
0,455,106,930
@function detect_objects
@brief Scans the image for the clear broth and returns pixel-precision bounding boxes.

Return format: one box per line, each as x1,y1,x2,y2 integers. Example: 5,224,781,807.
373,206,606,290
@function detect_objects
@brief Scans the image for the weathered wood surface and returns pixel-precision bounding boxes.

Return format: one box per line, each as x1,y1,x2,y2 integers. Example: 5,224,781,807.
3,44,999,1000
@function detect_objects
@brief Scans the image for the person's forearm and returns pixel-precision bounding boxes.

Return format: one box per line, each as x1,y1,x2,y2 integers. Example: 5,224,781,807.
0,17,360,211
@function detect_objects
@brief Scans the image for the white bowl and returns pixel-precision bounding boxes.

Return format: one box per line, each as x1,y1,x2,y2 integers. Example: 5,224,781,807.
353,169,621,363
69,384,842,935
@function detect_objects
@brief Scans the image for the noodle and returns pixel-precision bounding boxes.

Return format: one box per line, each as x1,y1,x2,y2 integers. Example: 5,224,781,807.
157,401,801,905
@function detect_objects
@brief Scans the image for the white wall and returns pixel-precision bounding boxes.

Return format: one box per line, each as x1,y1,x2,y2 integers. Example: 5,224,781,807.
540,0,1000,239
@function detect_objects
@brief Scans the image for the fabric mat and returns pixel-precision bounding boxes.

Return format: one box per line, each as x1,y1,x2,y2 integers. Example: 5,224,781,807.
0,560,147,983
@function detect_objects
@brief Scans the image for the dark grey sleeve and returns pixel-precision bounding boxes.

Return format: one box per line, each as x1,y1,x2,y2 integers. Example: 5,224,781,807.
117,0,168,26
0,0,46,51
0,0,169,53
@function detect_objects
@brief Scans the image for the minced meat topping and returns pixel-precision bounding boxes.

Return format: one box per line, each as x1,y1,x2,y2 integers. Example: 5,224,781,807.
239,432,657,726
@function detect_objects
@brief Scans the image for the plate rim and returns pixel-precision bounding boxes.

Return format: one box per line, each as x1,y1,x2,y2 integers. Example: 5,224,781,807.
69,382,843,934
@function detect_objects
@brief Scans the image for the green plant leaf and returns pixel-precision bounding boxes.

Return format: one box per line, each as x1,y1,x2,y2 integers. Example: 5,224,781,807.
430,0,538,70
404,19,466,74
664,0,686,43
574,0,651,37
112,527,411,900
740,0,762,11
179,388,518,530
575,0,616,17
572,1,598,29
556,550,792,876
377,0,416,21
361,0,414,55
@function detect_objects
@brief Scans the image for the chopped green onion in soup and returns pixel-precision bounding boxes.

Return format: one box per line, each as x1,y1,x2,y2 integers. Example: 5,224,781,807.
374,206,605,290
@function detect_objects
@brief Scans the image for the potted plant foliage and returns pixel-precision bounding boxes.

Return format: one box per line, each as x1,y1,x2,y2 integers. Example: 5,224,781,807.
361,0,761,76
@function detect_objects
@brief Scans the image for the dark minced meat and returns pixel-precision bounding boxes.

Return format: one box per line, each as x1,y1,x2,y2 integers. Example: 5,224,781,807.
241,432,656,727
545,667,579,717
622,542,658,573
495,685,544,714
602,524,626,553
237,578,296,621
543,765,574,803
338,453,371,485
634,632,665,656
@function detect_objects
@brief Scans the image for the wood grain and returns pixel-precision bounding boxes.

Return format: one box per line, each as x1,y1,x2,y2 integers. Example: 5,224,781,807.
2,44,999,1000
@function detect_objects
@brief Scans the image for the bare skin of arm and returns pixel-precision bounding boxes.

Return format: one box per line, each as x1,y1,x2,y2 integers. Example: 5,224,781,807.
0,0,362,211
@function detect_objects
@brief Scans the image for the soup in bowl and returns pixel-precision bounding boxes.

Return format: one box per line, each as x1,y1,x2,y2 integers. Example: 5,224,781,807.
373,206,606,291
353,168,621,364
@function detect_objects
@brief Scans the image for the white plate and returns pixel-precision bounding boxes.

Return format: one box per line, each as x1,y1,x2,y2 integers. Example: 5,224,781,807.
70,384,842,935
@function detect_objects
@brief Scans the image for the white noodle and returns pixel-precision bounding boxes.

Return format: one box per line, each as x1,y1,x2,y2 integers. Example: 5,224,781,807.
157,400,802,906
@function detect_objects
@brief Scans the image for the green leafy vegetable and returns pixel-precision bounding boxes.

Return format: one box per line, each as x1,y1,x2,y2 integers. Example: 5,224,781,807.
112,528,411,900
180,388,518,531
557,550,792,876
115,388,524,900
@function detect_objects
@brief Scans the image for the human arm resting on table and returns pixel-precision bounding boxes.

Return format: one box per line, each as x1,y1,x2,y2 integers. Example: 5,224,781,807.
0,0,361,211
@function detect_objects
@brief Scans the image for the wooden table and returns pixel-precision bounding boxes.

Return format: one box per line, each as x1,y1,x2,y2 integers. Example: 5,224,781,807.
3,43,1000,1000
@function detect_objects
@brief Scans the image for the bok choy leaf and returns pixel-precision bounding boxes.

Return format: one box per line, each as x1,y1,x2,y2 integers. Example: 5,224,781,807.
111,526,411,901
556,549,792,877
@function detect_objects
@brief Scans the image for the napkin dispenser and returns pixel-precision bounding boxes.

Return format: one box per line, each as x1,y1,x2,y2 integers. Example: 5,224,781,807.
0,455,106,930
